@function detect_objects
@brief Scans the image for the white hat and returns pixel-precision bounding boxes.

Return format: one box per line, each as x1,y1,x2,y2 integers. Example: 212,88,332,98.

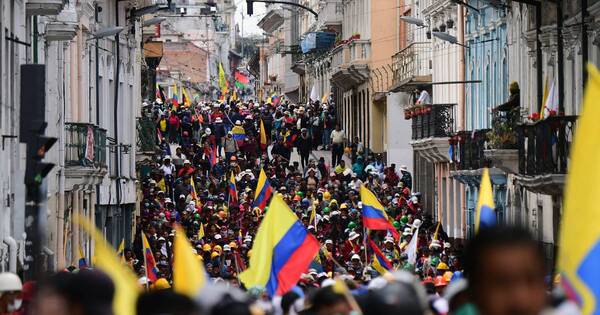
412,219,422,228
384,237,394,244
155,98,163,104
349,231,360,241
163,155,171,160
205,128,211,135
325,239,333,245
184,159,191,164
235,120,242,125
307,225,315,230
138,276,150,285
215,117,223,123
214,234,222,240
0,272,22,292
223,245,231,251
403,228,413,236
400,165,408,171
165,198,173,203
158,237,166,241
245,115,253,119
444,242,452,249
351,254,361,261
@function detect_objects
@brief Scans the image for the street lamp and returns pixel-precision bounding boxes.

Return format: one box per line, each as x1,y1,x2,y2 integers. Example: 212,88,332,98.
432,31,468,47
400,16,427,27
93,26,124,39
142,17,166,27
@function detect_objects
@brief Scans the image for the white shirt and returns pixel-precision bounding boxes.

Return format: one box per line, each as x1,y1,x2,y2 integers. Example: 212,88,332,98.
160,163,175,176
417,90,431,105
330,129,346,144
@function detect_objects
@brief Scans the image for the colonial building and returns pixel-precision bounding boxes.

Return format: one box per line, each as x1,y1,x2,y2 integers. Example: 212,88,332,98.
1,0,143,272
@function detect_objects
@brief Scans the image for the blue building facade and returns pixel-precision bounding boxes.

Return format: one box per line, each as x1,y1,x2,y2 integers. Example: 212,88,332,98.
461,2,509,236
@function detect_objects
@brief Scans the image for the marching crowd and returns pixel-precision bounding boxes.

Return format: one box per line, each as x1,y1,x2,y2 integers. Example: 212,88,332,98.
0,97,575,315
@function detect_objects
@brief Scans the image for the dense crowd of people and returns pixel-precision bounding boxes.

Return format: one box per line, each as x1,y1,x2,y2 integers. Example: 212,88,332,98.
0,97,576,315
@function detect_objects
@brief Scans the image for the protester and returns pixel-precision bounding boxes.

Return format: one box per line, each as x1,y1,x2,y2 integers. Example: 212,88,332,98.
10,97,567,315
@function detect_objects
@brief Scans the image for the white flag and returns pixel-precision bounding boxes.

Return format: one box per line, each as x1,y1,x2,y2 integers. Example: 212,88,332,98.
406,228,419,265
543,79,559,118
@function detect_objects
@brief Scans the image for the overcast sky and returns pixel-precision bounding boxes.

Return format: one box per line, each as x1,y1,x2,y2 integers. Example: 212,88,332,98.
235,0,267,36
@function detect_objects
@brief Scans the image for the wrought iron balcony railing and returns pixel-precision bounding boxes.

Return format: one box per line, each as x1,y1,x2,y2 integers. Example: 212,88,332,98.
392,42,431,86
65,123,107,167
409,104,455,140
517,115,577,176
137,117,158,153
450,129,491,170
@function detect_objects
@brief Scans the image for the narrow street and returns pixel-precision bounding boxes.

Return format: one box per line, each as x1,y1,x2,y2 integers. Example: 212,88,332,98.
0,0,599,315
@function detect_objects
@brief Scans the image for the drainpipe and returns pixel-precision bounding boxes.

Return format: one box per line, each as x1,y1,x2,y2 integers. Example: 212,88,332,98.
581,0,588,88
3,237,17,273
114,0,122,236
557,0,564,114
458,5,466,239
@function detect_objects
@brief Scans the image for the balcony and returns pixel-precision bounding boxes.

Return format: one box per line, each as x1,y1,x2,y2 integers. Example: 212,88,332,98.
65,123,107,167
408,104,455,163
390,42,432,92
64,123,107,188
483,112,519,173
450,130,491,171
515,115,577,195
449,129,505,187
137,117,157,154
330,40,371,90
26,0,67,15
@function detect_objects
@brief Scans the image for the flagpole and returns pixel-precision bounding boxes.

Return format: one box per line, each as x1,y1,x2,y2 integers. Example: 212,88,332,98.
141,234,150,291
363,227,369,265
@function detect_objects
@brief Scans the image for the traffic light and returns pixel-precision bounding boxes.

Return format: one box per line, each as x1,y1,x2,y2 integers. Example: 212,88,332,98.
247,0,254,15
20,64,56,189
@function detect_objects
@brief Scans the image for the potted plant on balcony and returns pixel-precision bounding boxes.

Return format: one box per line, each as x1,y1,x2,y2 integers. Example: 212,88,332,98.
487,112,518,149
349,33,361,41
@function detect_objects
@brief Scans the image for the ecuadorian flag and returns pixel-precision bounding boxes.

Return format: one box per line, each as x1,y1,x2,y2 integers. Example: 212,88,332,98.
240,194,320,296
231,125,246,144
475,168,496,233
141,233,159,282
559,64,600,315
360,185,400,240
228,172,238,205
368,237,393,275
254,168,273,210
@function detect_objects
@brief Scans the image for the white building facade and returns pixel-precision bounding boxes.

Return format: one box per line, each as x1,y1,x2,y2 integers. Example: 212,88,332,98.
0,0,142,273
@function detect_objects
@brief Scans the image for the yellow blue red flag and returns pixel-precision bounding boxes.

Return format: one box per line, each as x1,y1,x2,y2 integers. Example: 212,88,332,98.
141,233,159,282
360,185,399,240
254,168,273,211
559,64,600,315
240,194,320,296
475,168,496,232
260,119,268,151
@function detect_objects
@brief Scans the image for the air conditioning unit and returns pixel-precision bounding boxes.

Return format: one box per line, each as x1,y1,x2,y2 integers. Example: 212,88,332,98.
26,0,66,16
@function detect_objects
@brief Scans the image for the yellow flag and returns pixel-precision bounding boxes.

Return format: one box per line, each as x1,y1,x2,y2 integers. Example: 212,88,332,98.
198,223,205,239
540,76,549,119
76,216,139,315
218,62,227,91
117,239,125,263
558,64,600,315
174,225,206,297
433,222,441,241
475,168,496,233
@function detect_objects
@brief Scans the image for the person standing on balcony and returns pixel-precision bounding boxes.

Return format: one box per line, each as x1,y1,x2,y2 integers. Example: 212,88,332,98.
415,86,432,105
493,81,520,126
330,124,346,167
